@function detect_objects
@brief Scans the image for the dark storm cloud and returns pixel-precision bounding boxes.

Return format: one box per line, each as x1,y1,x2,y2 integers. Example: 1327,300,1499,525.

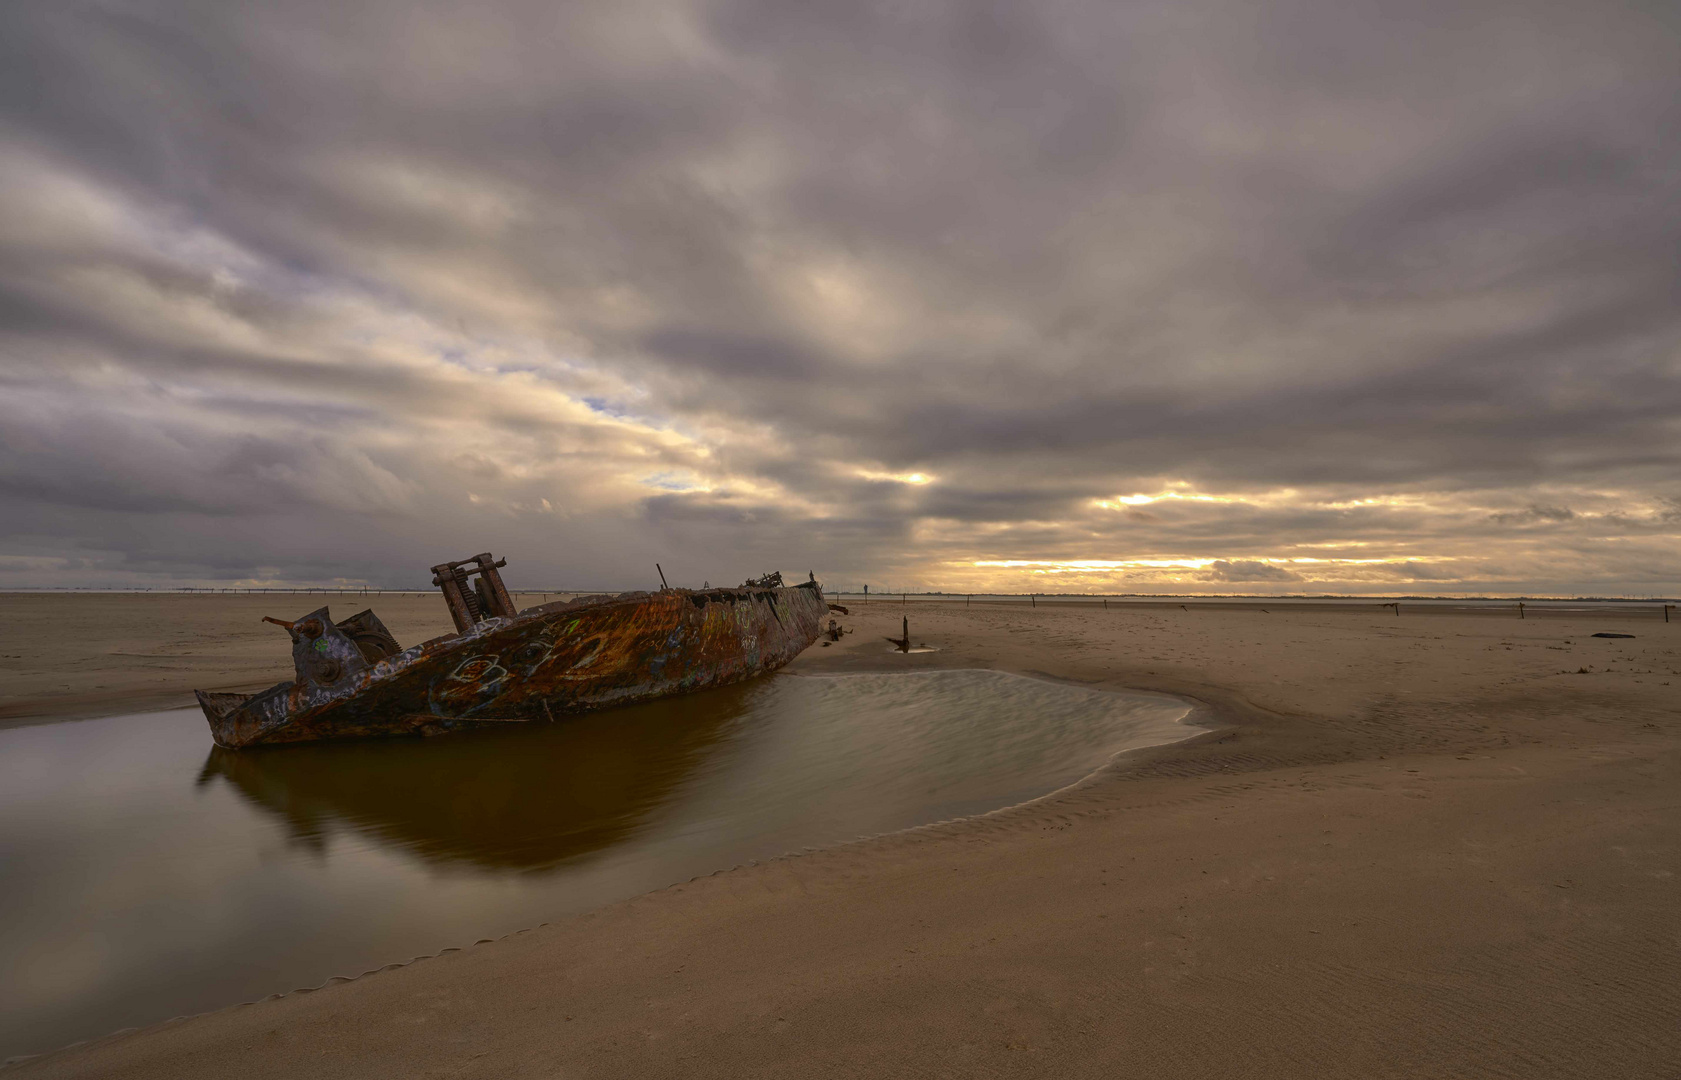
1201,560,1303,584
1490,505,1577,525
1,0,1678,592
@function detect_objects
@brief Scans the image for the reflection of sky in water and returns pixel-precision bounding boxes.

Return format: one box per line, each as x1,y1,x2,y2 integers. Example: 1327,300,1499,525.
0,671,1196,1061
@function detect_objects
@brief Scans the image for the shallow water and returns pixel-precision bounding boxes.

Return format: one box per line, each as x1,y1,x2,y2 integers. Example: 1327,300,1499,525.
0,669,1196,1061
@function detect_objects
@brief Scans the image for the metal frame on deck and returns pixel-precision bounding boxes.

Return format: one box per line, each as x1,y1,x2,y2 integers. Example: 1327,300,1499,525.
430,553,517,633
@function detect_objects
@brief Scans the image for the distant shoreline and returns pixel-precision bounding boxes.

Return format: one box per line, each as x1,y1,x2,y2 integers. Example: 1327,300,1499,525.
2,590,1675,729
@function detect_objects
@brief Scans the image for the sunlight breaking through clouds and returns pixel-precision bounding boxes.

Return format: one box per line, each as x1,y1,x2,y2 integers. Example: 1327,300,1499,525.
1098,492,1229,507
857,470,937,486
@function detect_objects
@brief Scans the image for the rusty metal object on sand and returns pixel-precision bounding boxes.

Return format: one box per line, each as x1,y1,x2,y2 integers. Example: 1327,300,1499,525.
196,555,826,749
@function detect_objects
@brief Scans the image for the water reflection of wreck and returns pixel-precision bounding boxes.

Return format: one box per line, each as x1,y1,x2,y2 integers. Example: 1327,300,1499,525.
196,555,826,749
198,684,752,871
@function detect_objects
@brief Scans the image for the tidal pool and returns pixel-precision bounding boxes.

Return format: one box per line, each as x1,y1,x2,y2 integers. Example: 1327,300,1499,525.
0,669,1197,1061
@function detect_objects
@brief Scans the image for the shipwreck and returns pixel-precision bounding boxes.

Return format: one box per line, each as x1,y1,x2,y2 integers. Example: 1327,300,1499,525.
196,554,827,749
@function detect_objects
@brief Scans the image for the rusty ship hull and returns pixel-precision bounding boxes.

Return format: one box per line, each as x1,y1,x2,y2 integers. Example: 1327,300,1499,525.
197,582,826,749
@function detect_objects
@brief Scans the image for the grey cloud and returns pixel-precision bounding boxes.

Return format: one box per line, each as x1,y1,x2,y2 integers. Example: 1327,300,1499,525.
1490,504,1576,525
1,0,1678,593
642,330,826,382
1375,562,1464,582
1199,560,1304,584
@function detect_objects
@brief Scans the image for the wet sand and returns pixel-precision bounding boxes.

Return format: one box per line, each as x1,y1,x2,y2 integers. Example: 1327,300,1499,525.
5,594,1679,1077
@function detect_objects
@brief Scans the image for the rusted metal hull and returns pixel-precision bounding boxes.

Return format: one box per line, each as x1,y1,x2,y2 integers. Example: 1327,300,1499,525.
197,583,826,749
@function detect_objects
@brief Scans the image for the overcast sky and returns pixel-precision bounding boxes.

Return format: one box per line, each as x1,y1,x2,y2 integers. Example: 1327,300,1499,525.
2,0,1678,595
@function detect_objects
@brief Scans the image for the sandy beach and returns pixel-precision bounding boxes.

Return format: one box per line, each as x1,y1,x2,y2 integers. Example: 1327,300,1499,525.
4,593,1677,1077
